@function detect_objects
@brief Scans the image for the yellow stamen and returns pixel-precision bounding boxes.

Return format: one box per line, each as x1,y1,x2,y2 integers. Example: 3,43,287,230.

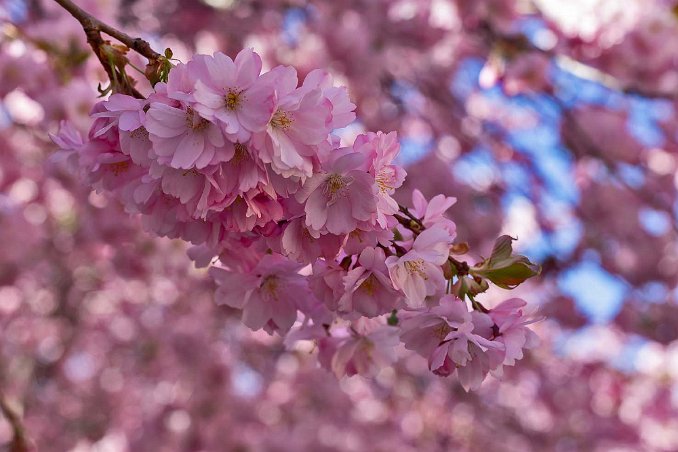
404,259,428,280
359,274,377,296
130,126,149,139
376,170,394,194
261,275,279,300
109,161,130,176
225,88,243,111
271,109,294,130
326,174,347,197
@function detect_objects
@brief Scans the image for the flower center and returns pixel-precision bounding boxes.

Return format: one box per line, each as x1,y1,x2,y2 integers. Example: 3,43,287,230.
225,88,243,111
376,169,394,194
260,275,279,300
233,143,249,164
433,322,453,341
349,230,363,239
404,259,428,280
185,107,210,131
271,109,294,130
359,274,377,296
325,174,348,198
109,161,130,175
130,126,149,139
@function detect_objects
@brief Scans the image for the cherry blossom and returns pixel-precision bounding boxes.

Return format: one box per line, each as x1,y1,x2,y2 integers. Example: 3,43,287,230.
210,253,308,334
339,247,402,317
386,227,455,308
297,151,377,235
192,49,276,142
145,101,226,169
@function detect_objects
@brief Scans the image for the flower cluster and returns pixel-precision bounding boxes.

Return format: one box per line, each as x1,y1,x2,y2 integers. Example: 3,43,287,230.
52,48,540,390
400,296,539,391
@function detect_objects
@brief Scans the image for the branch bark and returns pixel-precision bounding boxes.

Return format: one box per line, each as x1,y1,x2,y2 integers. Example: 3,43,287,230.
0,392,31,452
52,0,163,98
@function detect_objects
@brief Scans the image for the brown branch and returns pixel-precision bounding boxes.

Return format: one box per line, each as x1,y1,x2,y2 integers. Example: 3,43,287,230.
397,204,424,225
0,392,31,452
52,0,163,98
53,0,161,60
448,256,469,277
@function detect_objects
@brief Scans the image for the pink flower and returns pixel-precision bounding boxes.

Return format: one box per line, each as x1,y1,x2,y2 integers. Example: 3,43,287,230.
241,189,285,226
93,94,145,132
281,217,344,263
300,69,356,129
253,66,333,178
400,311,452,360
411,189,457,238
192,49,276,142
87,101,119,146
309,260,346,311
210,254,307,334
489,298,540,367
296,152,377,235
454,311,506,390
354,131,407,228
339,247,402,317
165,54,210,103
342,227,392,255
89,153,146,196
131,179,211,244
330,324,399,378
385,227,453,308
216,141,266,195
205,190,283,234
455,340,499,391
58,104,147,196
120,124,153,166
430,303,501,368
92,94,153,166
151,163,228,219
400,296,504,390
145,102,226,169
50,120,85,169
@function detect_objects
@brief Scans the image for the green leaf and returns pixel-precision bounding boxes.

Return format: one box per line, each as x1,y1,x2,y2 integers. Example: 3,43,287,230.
488,235,516,265
473,255,541,289
471,235,541,289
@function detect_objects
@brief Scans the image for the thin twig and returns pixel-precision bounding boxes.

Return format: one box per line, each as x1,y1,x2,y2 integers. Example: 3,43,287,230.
0,392,31,452
52,0,163,98
53,0,160,60
397,204,424,226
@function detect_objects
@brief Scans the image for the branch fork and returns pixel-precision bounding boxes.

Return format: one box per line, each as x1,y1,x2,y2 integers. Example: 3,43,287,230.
54,0,166,98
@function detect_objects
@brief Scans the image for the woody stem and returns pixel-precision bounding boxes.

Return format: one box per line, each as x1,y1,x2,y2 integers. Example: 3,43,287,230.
52,0,163,97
